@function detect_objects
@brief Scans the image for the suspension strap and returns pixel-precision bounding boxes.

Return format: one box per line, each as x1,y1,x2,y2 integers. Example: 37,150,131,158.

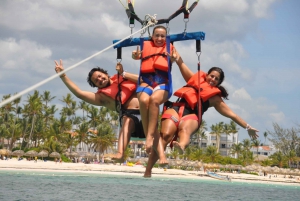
125,0,143,25
196,39,202,127
137,37,145,86
116,47,123,113
166,35,173,99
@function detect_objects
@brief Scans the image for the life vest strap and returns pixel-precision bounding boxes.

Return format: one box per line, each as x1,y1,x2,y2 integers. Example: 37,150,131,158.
141,53,166,61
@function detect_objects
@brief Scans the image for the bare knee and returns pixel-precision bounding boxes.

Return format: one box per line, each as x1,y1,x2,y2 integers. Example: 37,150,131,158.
138,96,149,108
160,131,173,147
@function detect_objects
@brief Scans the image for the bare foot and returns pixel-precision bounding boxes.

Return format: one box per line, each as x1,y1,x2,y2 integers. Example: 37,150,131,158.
173,141,185,155
158,155,168,166
143,170,152,178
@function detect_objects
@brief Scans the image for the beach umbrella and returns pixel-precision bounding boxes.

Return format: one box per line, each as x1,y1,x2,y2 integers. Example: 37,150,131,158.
104,153,116,158
85,152,95,159
0,149,11,156
24,150,38,157
49,151,61,158
69,152,79,157
64,152,70,157
12,150,24,157
38,150,49,159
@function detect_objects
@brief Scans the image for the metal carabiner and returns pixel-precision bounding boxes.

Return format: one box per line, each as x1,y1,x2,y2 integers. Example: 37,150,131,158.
183,18,189,37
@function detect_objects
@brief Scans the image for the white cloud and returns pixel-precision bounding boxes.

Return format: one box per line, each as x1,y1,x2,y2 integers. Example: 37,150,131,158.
269,112,286,123
0,38,52,72
232,88,252,100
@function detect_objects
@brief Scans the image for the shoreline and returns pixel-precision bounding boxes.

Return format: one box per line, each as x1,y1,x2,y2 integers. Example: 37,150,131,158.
1,159,299,186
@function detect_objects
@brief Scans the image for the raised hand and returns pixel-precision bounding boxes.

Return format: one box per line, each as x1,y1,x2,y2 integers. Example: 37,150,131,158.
168,47,179,63
116,62,124,74
54,59,64,73
132,45,142,60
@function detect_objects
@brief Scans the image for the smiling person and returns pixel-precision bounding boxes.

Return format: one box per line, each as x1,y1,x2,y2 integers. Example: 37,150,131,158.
144,48,259,177
132,25,175,165
54,60,145,160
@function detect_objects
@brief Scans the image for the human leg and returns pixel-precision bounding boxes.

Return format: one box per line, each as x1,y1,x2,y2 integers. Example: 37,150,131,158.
113,115,135,160
173,116,198,153
144,109,178,177
146,88,168,155
137,83,152,153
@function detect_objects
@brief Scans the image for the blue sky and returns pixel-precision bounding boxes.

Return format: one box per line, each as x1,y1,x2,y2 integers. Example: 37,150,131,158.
0,0,299,142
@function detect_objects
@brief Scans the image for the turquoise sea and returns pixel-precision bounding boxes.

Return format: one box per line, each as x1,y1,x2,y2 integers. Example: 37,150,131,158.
0,170,299,201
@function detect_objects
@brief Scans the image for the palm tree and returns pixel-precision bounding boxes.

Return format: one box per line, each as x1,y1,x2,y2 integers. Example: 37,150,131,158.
286,150,296,168
10,95,22,150
230,143,242,158
199,131,207,148
89,123,116,160
23,91,43,148
60,93,74,108
251,139,260,160
41,91,56,110
193,120,207,148
191,147,203,161
43,105,58,129
75,122,90,151
270,151,286,168
210,122,224,153
239,150,254,166
78,101,89,122
263,131,268,145
241,139,251,165
88,106,101,130
205,145,219,162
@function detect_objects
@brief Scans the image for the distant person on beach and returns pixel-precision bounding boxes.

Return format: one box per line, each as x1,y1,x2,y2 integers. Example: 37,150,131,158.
144,48,259,177
55,60,145,161
34,156,37,163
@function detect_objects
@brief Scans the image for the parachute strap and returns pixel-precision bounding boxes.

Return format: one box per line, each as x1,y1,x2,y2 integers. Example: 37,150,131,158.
120,0,199,27
166,35,173,99
196,38,202,128
125,0,143,25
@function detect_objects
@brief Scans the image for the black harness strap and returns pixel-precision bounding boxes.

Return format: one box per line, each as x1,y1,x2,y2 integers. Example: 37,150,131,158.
120,109,145,138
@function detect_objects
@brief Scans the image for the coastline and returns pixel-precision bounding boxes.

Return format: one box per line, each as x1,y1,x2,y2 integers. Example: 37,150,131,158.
1,159,299,186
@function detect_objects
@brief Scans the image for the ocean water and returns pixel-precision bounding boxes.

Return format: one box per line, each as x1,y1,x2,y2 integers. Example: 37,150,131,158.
0,170,299,201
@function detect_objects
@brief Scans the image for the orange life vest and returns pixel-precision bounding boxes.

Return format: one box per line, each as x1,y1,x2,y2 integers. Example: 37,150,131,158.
174,71,221,109
140,41,174,73
96,74,137,104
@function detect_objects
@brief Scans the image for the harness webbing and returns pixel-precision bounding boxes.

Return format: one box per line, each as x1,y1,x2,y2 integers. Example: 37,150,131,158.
123,0,199,26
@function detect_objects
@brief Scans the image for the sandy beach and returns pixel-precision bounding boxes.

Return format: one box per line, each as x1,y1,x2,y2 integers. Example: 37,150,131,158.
1,158,299,186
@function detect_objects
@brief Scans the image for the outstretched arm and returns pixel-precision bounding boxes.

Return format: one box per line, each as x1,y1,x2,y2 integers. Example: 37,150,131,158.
54,59,102,106
116,62,139,83
210,95,259,139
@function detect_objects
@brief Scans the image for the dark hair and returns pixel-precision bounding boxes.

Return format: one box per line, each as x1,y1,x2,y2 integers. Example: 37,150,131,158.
207,67,229,99
87,67,109,88
150,25,167,41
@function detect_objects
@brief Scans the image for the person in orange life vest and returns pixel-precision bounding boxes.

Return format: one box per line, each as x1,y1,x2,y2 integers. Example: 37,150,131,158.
132,25,175,164
54,59,144,160
143,49,259,177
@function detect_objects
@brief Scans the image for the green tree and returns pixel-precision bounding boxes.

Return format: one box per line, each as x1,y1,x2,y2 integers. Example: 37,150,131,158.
205,145,219,162
210,122,224,153
251,139,260,160
230,143,242,158
89,123,116,160
263,131,268,145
